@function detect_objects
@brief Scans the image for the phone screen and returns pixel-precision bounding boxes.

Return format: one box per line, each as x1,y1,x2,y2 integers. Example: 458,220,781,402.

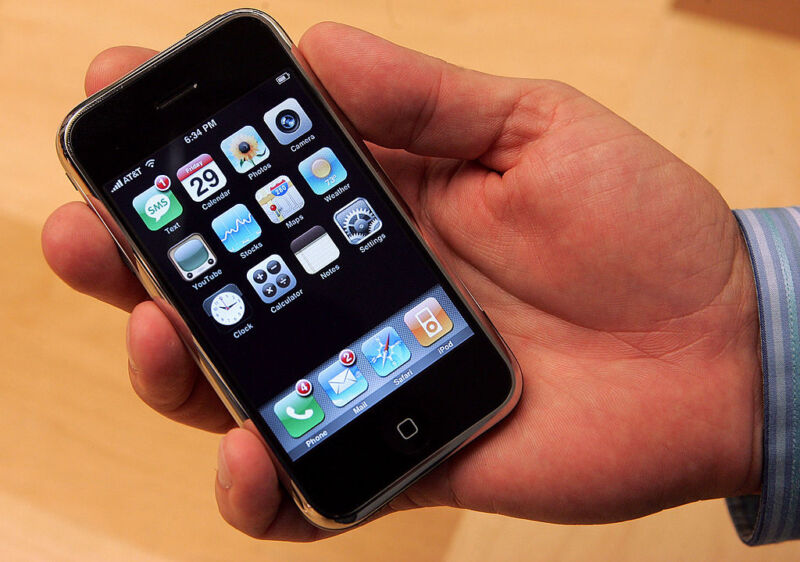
98,66,477,460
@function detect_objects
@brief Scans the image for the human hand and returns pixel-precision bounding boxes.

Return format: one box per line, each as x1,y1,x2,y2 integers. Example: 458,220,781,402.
42,22,762,541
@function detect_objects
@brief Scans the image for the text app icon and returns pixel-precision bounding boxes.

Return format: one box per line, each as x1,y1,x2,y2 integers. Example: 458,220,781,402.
361,327,411,377
333,197,382,245
220,125,270,172
132,182,183,231
404,297,453,346
255,175,304,223
211,204,262,252
168,234,216,280
202,284,248,328
274,391,325,438
264,98,312,145
318,360,368,407
177,154,227,202
290,226,339,274
298,147,347,195
246,254,297,303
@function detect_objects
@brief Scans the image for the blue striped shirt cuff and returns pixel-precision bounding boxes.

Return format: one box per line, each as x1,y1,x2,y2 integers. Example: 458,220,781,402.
727,207,800,545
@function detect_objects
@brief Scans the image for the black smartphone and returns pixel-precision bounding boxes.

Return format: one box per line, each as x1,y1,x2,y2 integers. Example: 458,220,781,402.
58,9,521,528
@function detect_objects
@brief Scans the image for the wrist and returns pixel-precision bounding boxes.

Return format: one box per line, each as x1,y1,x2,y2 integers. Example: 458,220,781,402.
727,228,763,497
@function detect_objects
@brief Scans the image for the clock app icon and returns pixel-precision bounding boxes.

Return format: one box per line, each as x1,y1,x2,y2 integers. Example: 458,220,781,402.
202,283,248,328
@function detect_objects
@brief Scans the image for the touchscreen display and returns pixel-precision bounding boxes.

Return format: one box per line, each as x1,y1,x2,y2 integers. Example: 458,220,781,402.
100,68,474,460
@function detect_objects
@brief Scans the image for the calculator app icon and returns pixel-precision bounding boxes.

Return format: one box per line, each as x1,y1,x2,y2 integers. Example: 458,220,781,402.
246,254,297,303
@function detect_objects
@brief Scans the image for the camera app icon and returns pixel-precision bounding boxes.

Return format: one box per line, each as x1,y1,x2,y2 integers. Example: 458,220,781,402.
264,98,312,145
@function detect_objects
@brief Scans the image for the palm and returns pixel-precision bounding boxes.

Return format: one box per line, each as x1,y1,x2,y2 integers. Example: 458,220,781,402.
382,91,759,523
42,23,761,540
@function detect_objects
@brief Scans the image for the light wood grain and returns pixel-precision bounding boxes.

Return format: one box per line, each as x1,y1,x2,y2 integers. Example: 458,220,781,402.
1,1,799,560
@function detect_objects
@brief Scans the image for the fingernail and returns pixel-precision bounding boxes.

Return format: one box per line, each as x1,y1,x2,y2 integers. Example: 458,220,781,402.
217,436,233,490
125,322,139,375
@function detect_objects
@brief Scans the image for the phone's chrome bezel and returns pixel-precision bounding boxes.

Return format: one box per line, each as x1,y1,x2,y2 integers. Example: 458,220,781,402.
57,8,523,530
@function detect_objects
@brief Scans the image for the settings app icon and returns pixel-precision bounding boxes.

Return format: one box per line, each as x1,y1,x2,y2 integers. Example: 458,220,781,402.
333,197,382,245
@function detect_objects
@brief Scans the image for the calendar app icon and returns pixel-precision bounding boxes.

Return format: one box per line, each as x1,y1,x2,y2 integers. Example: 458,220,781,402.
177,153,227,202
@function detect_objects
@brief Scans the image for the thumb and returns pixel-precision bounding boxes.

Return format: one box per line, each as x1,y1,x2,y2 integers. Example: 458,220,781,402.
298,22,557,171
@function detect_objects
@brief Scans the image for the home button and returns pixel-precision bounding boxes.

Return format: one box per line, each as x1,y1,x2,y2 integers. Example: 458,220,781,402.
396,418,419,440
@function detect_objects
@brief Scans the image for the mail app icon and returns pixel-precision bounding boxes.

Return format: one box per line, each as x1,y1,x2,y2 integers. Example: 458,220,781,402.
329,369,357,393
318,362,368,407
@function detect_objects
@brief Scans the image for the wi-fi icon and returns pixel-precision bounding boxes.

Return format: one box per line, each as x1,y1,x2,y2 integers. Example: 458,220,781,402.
145,158,155,168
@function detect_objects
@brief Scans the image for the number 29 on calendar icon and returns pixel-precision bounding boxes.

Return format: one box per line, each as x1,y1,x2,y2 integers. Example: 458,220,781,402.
177,153,227,202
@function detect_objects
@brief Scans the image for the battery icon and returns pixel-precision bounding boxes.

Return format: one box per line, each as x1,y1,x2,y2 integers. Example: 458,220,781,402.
276,72,290,85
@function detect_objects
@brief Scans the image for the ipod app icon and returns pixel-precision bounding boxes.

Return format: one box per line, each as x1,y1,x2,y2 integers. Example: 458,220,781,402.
403,297,453,347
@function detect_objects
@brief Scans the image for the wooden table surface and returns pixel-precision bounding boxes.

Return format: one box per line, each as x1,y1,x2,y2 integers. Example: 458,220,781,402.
1,1,799,560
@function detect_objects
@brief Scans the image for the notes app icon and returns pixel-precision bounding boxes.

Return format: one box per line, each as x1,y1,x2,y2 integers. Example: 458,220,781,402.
290,226,340,274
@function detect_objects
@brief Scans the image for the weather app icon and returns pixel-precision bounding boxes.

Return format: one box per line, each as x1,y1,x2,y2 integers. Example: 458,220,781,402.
333,197,382,245
298,147,347,195
211,203,262,252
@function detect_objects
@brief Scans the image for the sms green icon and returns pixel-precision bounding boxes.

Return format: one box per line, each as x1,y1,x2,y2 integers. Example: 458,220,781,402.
132,185,183,231
274,391,325,438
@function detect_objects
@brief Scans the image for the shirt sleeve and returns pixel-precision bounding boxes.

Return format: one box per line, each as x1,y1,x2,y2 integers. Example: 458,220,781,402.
727,207,800,545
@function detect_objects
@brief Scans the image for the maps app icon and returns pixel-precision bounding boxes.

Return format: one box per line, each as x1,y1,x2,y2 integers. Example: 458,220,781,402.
255,175,305,223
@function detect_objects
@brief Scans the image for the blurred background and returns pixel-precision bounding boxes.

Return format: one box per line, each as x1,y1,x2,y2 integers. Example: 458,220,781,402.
1,1,799,560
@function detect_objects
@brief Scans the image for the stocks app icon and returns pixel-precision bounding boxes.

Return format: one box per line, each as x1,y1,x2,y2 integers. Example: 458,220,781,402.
211,204,262,252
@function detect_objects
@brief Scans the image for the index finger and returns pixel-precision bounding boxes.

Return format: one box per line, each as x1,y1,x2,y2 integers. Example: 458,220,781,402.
85,46,158,95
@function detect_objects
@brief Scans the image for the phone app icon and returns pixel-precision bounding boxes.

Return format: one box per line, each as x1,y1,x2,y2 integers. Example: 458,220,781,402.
202,284,248,328
274,390,325,438
220,125,269,172
361,327,411,377
333,197,382,245
290,226,339,274
264,98,312,145
168,234,216,280
211,204,262,252
246,254,297,303
318,360,368,407
176,154,227,202
255,175,304,223
132,183,183,231
403,297,453,347
298,147,347,195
